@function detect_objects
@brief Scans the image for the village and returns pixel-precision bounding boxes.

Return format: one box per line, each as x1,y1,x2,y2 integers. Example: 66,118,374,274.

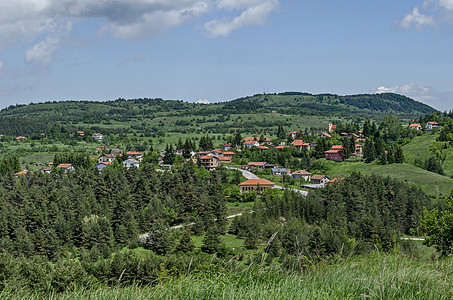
4,119,438,195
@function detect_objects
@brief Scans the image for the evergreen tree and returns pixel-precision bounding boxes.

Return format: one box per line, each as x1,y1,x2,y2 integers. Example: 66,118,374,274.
176,229,195,253
163,144,175,165
201,227,221,254
277,125,286,140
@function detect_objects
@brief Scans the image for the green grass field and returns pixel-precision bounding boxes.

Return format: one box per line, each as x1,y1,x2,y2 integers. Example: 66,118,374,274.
402,133,438,164
323,160,453,198
7,251,453,299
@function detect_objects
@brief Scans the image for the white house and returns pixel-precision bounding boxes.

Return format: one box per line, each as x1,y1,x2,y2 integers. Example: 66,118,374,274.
123,159,140,169
426,122,442,131
99,154,116,164
243,140,260,148
56,163,75,172
409,123,422,130
96,162,111,171
92,133,104,141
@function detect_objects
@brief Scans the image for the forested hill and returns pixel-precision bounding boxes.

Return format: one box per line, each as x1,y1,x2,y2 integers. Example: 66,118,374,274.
0,92,436,136
223,92,436,117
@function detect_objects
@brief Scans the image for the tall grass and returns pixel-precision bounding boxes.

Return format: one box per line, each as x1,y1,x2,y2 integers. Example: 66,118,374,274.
4,252,453,299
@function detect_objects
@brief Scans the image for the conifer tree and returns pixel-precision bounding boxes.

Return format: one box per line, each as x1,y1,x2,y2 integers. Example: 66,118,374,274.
201,227,221,254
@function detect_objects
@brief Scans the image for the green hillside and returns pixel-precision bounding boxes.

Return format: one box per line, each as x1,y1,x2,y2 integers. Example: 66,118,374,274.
0,92,437,137
323,160,453,198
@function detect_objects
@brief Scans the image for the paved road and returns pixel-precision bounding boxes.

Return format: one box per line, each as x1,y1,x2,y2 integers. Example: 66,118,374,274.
227,167,259,179
227,167,309,196
138,211,254,242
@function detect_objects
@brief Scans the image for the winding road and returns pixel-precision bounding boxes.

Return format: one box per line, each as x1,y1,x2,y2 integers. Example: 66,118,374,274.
227,166,309,196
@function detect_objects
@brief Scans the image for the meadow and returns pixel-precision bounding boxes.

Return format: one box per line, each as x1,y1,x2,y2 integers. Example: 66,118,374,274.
4,251,452,300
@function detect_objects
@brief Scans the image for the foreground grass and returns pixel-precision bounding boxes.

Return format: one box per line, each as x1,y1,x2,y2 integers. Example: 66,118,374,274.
6,252,453,299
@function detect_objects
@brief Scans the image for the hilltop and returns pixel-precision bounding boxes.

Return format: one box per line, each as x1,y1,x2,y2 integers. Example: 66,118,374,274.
0,92,437,136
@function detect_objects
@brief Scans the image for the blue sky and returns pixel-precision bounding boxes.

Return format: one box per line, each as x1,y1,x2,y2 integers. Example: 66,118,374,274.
0,0,452,111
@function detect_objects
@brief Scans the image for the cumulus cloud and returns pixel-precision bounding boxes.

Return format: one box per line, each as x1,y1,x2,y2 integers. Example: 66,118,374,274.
399,7,434,29
398,0,453,29
205,0,279,37
0,0,280,64
196,99,211,104
371,82,452,111
26,36,61,65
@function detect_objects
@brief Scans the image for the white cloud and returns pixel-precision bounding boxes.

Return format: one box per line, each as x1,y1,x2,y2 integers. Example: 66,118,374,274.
196,99,211,104
399,7,434,29
0,61,4,70
399,0,453,29
205,0,279,37
0,0,280,65
371,82,452,111
26,36,61,65
216,0,266,10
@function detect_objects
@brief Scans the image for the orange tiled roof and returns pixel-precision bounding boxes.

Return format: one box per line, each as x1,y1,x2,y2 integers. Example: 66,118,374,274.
247,162,266,167
57,163,73,169
292,170,311,175
291,140,304,146
200,155,218,160
238,179,275,186
311,174,327,180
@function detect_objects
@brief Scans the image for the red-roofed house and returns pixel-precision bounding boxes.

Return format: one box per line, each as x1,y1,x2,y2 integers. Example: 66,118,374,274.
328,177,344,185
244,140,260,148
16,136,27,141
218,156,232,163
318,132,332,138
245,162,267,171
223,152,235,158
291,170,311,181
57,163,75,172
238,179,275,193
200,155,220,170
286,131,299,139
426,122,442,131
224,144,232,151
15,169,33,176
331,145,343,151
324,150,343,162
127,151,143,161
311,175,330,185
291,140,305,150
409,123,421,130
92,133,104,141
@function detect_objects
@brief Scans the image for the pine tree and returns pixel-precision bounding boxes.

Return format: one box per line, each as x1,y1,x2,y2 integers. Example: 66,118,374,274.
201,227,221,253
277,125,286,140
176,229,195,253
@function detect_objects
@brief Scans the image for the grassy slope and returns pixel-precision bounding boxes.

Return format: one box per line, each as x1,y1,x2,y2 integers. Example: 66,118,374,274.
402,133,438,164
324,160,453,197
12,252,453,299
403,132,453,178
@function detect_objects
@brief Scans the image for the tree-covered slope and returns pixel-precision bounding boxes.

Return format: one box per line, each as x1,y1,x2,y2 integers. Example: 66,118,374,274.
223,92,436,118
0,92,437,136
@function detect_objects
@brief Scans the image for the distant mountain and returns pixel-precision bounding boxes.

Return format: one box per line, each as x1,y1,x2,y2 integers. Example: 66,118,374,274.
0,92,437,136
221,92,436,117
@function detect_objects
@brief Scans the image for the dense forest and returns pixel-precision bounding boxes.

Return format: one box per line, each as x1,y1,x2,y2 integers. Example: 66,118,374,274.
0,157,440,294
